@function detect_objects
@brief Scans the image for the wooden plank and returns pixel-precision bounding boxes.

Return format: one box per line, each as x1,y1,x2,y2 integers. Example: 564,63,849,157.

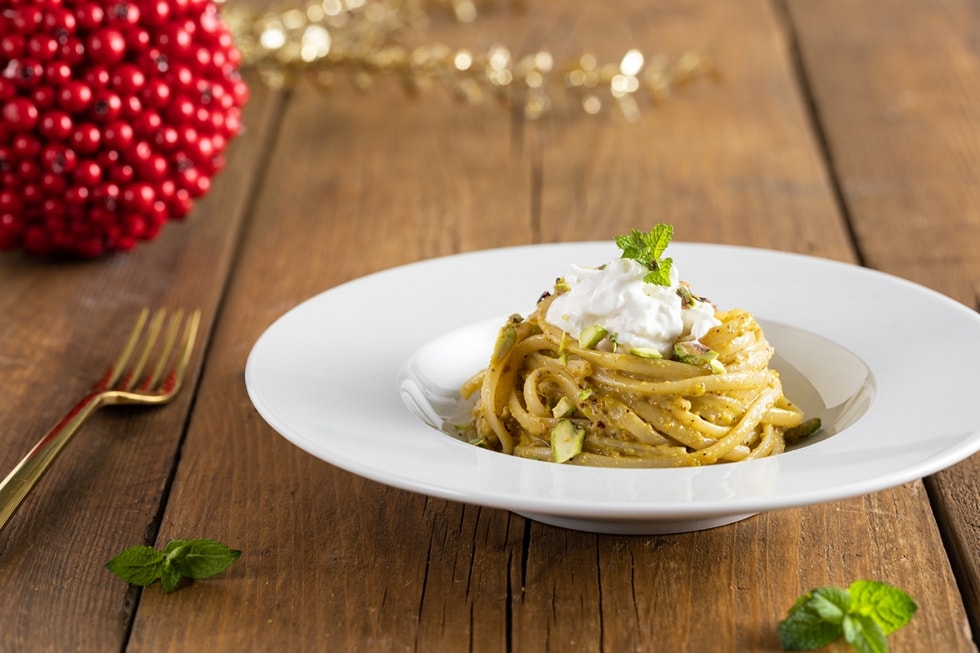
519,1,974,650
126,42,530,652
0,72,281,651
531,0,855,257
785,0,980,634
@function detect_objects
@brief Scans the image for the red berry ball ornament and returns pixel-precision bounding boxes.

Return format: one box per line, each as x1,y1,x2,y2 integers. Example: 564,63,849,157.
0,0,248,257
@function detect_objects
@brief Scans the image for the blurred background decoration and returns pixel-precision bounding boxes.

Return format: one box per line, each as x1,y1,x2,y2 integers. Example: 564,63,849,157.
223,0,719,122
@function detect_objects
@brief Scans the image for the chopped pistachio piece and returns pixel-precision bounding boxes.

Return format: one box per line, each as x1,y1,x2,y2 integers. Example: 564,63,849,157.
629,347,664,359
491,320,519,363
552,396,576,418
551,419,586,463
578,324,609,349
674,340,726,374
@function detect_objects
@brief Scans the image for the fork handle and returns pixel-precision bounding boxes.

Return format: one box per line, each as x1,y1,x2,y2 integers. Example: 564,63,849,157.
0,393,104,533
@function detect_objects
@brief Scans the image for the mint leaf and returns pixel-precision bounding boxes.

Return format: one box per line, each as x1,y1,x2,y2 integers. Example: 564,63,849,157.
107,538,240,593
778,595,843,650
160,559,184,594
643,261,673,287
171,538,242,579
843,613,889,653
165,539,192,561
779,581,916,652
848,580,918,635
615,225,674,286
105,546,165,587
807,586,850,623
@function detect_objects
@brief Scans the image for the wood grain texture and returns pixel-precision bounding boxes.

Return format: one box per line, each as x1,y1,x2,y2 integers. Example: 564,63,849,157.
530,0,854,259
122,1,975,652
0,72,281,652
127,73,528,653
2,0,977,651
785,0,980,634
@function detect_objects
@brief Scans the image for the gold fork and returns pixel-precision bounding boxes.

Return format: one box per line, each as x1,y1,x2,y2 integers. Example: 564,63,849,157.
0,308,202,534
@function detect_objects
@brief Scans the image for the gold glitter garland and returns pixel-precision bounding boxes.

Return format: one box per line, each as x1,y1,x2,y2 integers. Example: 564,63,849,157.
220,0,718,120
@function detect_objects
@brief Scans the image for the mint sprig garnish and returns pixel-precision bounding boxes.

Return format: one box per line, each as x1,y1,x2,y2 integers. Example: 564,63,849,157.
107,538,241,593
615,224,674,286
779,580,917,652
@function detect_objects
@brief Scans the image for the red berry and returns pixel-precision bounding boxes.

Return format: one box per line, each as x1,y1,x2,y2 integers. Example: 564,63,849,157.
103,121,134,149
83,65,112,90
110,64,145,94
0,34,26,59
122,181,155,212
124,26,151,51
3,98,40,130
69,123,101,153
27,34,60,61
41,171,68,194
40,144,78,173
38,111,73,140
141,0,172,25
107,2,140,25
31,85,57,111
11,6,45,33
73,159,102,186
75,4,106,31
43,8,78,37
86,28,127,65
142,78,171,108
138,152,168,180
121,94,143,119
17,158,41,181
133,110,162,137
57,81,93,112
11,59,45,89
44,61,73,86
12,133,42,159
59,38,86,66
0,189,22,213
109,162,135,184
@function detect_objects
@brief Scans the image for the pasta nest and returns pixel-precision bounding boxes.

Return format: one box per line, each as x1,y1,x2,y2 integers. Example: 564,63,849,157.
461,297,807,467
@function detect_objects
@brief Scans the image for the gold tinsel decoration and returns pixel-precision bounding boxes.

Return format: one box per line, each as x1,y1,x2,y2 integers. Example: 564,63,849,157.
221,0,718,121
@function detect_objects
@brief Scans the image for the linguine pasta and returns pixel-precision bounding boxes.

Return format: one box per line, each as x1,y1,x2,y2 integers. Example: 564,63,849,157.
461,282,815,468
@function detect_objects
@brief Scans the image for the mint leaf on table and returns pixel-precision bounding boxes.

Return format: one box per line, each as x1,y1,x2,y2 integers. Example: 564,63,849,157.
107,538,241,594
778,581,917,652
165,538,241,579
848,580,918,635
842,612,889,653
615,224,674,286
104,545,165,587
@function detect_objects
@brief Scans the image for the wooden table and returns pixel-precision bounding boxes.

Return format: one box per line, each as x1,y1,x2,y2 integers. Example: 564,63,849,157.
2,1,978,650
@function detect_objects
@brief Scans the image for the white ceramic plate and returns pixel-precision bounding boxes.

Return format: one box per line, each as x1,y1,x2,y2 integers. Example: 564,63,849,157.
245,242,980,534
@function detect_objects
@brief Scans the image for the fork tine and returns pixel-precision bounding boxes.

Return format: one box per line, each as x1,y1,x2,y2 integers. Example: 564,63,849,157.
167,309,201,394
142,309,184,390
120,308,166,392
103,308,150,388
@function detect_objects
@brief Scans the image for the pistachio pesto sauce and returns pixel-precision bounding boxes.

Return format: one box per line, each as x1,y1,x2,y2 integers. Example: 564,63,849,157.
544,257,720,358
